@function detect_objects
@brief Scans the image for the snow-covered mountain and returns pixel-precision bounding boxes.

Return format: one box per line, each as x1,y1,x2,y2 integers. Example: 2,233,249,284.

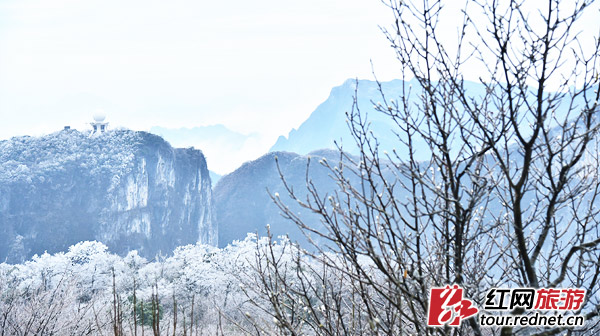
0,129,216,262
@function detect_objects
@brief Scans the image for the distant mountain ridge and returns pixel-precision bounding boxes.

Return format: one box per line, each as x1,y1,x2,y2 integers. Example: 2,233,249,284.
0,129,216,262
270,79,411,156
271,78,583,159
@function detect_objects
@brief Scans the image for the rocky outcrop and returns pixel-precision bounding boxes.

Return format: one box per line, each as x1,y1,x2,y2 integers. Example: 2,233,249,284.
0,129,215,263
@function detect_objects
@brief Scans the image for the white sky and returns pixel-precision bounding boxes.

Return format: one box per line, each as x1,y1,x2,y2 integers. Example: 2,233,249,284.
0,1,399,148
1,0,598,174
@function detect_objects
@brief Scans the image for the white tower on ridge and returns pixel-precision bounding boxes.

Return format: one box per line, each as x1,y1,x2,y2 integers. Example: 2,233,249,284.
90,111,108,134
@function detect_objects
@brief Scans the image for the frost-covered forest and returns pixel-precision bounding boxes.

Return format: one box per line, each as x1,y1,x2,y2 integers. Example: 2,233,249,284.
0,129,137,185
0,235,390,335
0,236,291,335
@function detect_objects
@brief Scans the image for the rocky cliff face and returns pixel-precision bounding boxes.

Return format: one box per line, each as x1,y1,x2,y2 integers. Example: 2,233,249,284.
0,129,216,263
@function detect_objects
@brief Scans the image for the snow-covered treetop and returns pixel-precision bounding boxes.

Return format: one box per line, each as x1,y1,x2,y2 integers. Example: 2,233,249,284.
0,129,165,184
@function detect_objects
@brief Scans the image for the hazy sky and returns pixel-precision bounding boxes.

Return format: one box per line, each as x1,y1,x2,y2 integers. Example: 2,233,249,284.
0,1,399,138
1,0,598,173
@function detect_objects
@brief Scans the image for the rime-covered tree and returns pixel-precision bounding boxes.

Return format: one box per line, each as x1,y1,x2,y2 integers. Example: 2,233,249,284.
257,0,600,335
